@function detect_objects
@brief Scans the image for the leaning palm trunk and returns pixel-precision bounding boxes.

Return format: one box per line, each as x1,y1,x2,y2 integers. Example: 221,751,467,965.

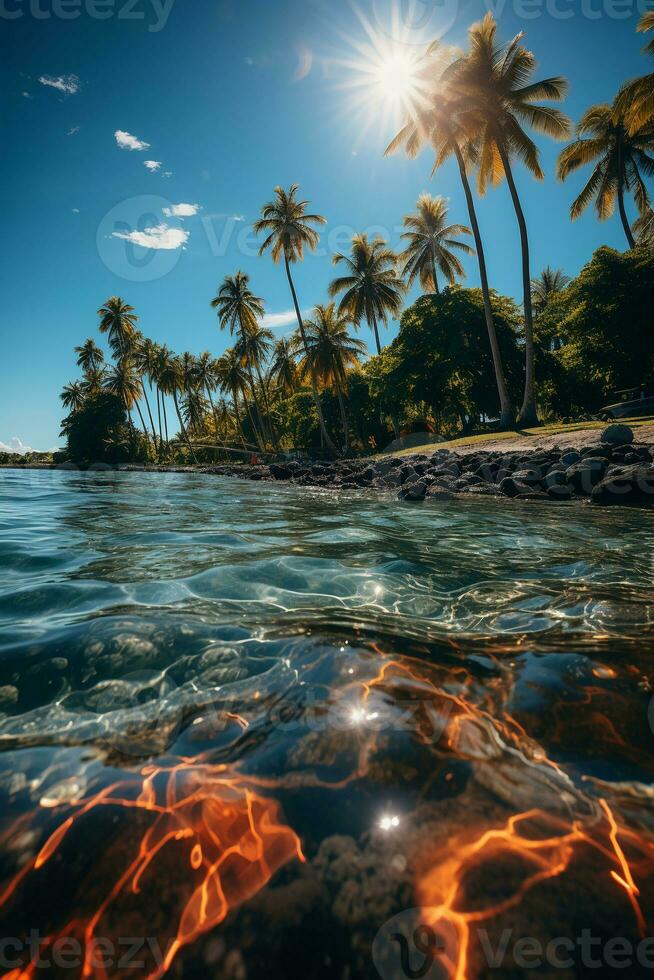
132,397,149,440
371,311,400,440
232,389,249,449
172,390,197,463
254,363,279,448
497,145,538,427
454,143,514,429
284,254,336,452
244,363,268,450
140,380,158,452
617,144,636,248
155,385,163,458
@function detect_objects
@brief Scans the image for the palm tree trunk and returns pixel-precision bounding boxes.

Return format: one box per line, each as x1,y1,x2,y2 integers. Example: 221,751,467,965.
498,144,538,427
140,380,157,451
172,391,198,463
232,389,248,449
244,362,267,450
369,311,382,356
618,185,636,248
162,397,169,444
431,253,440,295
284,253,337,452
155,385,163,457
205,386,225,447
255,363,279,448
454,143,514,429
133,397,149,438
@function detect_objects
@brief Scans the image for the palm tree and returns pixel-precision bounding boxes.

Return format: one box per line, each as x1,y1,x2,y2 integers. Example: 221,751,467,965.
399,194,473,294
329,233,405,355
103,360,142,434
154,344,171,448
531,266,571,315
298,304,368,451
80,365,107,396
237,323,277,446
60,381,85,412
156,351,198,463
193,352,223,444
214,348,254,450
623,13,654,133
557,94,654,249
253,184,336,452
75,339,104,374
130,331,158,452
211,272,269,448
270,338,298,397
386,76,515,428
451,13,570,425
97,297,138,360
183,388,210,439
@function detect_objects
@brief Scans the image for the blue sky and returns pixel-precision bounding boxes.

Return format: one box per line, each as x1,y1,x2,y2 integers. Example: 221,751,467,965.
2,0,652,450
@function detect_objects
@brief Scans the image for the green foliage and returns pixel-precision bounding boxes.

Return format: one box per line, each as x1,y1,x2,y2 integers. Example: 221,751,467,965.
60,391,144,463
277,391,320,448
537,246,654,414
370,286,523,432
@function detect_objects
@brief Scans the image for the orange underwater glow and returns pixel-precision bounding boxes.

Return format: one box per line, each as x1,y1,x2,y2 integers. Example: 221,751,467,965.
0,759,304,979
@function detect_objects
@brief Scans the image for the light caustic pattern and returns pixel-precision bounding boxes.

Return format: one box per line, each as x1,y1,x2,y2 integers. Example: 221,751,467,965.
0,760,304,979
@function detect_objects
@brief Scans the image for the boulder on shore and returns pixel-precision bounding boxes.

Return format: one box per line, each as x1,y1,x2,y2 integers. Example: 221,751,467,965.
601,423,634,446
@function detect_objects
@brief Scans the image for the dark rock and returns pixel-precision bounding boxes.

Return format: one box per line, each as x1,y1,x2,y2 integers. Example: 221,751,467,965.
511,468,543,486
499,477,531,498
560,451,581,467
565,457,609,493
601,423,634,446
591,465,654,506
398,480,427,501
543,469,569,489
547,484,574,500
515,491,549,501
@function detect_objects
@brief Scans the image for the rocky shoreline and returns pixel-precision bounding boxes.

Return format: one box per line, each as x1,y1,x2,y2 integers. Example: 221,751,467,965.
7,424,654,508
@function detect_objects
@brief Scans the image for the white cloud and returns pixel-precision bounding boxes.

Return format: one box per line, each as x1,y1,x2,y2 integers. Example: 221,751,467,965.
162,203,201,218
162,171,173,178
262,310,308,331
111,223,189,250
0,437,33,455
39,74,80,95
67,126,80,136
115,130,150,151
144,160,162,172
22,91,33,99
72,208,80,213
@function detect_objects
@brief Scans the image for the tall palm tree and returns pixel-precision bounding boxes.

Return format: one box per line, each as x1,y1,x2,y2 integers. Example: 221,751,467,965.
270,338,298,397
329,233,405,354
193,351,223,444
182,388,210,439
399,194,473,294
451,13,571,425
237,323,277,447
129,333,158,451
154,344,171,448
60,381,85,412
531,266,571,315
214,348,254,450
75,339,104,374
103,360,142,435
386,77,515,428
298,304,368,451
557,93,654,249
253,184,336,451
156,351,198,463
97,297,138,360
211,272,268,448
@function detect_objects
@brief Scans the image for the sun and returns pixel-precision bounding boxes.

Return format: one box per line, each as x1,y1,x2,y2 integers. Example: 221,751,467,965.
368,45,423,108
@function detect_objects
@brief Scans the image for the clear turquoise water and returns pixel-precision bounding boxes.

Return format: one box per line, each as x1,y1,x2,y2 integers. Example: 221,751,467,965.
1,469,653,977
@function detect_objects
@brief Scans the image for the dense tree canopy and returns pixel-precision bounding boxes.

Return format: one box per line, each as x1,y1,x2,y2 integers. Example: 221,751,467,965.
59,391,142,464
536,246,654,415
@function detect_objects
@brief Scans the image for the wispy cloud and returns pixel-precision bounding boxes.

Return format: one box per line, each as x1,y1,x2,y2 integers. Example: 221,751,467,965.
39,74,80,95
162,203,201,218
111,223,189,250
262,310,307,331
162,171,173,178
72,208,80,214
144,160,162,172
67,126,80,136
115,130,150,151
22,91,33,99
